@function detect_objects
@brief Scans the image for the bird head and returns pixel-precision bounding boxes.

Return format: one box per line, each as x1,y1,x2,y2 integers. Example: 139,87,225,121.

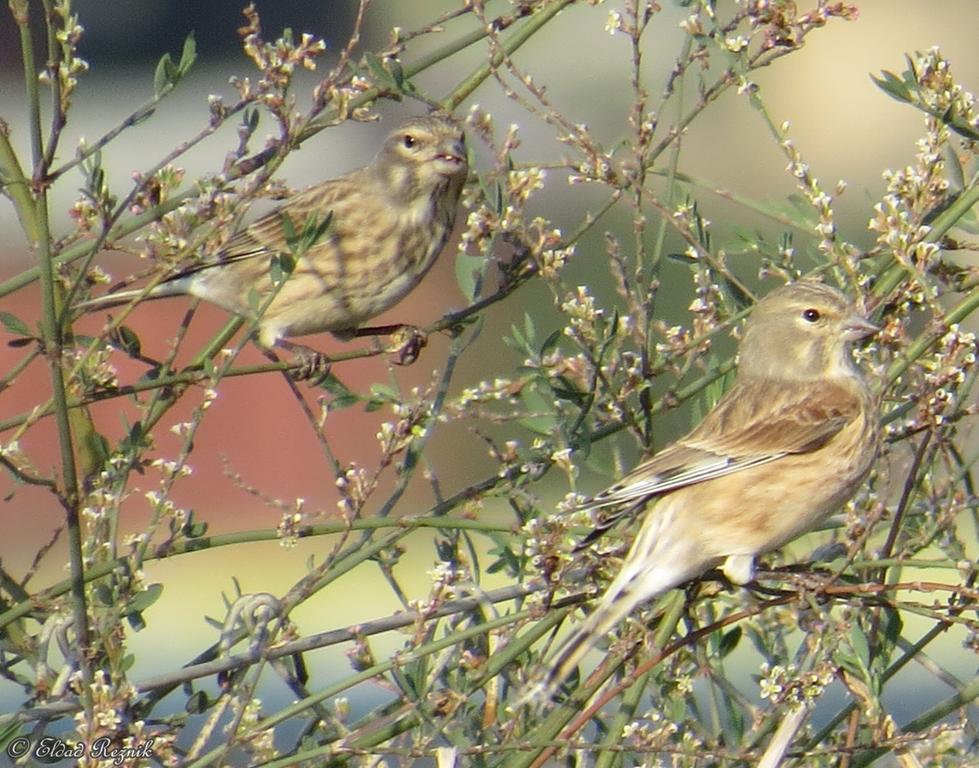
737,281,877,383
374,114,468,199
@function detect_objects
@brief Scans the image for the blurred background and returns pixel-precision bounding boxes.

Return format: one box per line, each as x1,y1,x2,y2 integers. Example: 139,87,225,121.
1,0,976,746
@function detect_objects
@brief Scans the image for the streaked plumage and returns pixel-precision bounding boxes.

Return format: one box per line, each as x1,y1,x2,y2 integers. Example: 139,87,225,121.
532,281,879,701
80,114,468,350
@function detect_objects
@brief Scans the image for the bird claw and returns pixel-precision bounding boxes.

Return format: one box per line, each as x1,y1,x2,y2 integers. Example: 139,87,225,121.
289,350,332,383
387,325,427,366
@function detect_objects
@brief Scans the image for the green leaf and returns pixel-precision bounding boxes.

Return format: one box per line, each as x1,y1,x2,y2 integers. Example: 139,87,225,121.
717,626,742,658
952,202,979,235
386,57,405,88
244,107,260,134
364,52,397,90
870,70,912,103
246,286,261,312
177,512,208,538
153,53,173,96
315,371,354,397
363,397,386,413
539,329,562,357
455,251,484,301
126,611,147,631
269,252,296,286
279,212,298,250
94,584,114,606
178,32,197,75
294,211,334,254
110,324,142,357
0,721,26,755
517,384,559,435
882,606,903,650
369,383,400,403
847,622,873,686
330,394,361,410
0,311,31,338
128,583,164,614
666,250,697,265
693,356,735,422
946,111,979,142
524,313,536,345
942,145,965,190
153,33,196,97
186,690,209,713
552,383,586,404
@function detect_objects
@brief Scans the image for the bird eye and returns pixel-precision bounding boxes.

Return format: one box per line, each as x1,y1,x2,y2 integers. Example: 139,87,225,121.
801,308,821,322
402,134,417,149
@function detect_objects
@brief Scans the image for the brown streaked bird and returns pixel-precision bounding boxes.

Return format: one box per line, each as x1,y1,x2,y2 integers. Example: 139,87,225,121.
79,114,467,357
528,280,879,702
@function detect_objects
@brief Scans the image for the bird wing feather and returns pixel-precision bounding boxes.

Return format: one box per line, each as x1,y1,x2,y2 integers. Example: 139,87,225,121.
162,179,355,282
577,379,861,533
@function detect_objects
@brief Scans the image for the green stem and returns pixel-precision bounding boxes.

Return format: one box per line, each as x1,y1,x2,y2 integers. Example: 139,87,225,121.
0,515,514,632
441,0,575,111
927,180,979,244
885,286,979,388
187,606,540,768
594,666,648,768
645,166,819,234
873,178,979,301
804,619,955,751
0,0,570,307
40,0,65,172
647,35,692,277
32,192,94,704
0,120,39,241
0,196,187,299
15,3,43,169
13,0,95,715
0,338,379,433
848,676,979,768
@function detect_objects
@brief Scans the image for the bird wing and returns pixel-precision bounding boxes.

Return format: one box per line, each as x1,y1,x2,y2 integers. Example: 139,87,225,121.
164,180,353,281
578,445,780,513
576,379,861,537
227,182,346,260
681,377,860,458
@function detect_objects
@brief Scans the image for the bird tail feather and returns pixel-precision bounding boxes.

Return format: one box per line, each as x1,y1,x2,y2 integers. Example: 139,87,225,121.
75,279,189,313
519,509,702,706
520,559,690,706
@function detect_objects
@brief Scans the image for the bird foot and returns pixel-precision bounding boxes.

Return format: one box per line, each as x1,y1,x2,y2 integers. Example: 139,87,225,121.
387,325,427,366
721,554,756,586
290,350,332,383
274,342,332,383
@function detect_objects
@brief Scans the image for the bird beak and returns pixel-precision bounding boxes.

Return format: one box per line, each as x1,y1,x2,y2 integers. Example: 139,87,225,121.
842,314,878,341
437,152,465,167
435,140,467,173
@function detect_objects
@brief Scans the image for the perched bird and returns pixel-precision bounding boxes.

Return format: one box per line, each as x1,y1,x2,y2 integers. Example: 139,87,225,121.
533,281,879,700
79,114,468,361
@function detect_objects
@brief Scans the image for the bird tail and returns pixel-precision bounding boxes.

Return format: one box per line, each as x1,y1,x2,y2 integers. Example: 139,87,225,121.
526,564,683,705
547,584,649,695
519,509,702,707
75,279,189,313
